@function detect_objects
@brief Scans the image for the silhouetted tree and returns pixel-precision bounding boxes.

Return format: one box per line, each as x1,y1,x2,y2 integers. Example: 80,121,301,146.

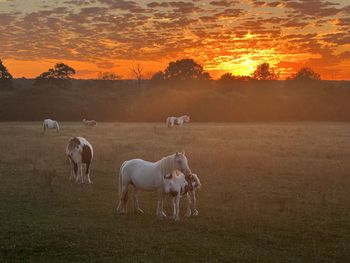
219,73,237,81
130,63,143,88
251,63,278,80
0,59,13,90
98,72,120,80
163,59,211,81
218,73,252,83
290,67,321,81
34,63,75,87
150,71,165,83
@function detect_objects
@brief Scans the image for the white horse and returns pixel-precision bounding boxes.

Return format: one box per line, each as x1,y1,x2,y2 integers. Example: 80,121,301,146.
116,152,192,217
66,137,94,184
166,115,190,128
43,119,60,133
83,119,97,127
163,171,201,221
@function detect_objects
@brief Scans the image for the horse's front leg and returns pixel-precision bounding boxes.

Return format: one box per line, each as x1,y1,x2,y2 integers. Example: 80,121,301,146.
75,164,82,184
69,160,75,182
132,187,144,214
184,192,192,217
156,189,166,218
192,190,199,216
174,195,180,221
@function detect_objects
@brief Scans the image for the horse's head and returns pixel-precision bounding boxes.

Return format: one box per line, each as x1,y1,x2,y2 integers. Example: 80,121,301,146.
184,115,190,123
174,152,191,176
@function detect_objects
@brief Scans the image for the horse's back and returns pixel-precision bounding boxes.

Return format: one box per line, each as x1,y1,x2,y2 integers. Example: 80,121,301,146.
122,159,154,173
43,119,58,129
121,159,161,190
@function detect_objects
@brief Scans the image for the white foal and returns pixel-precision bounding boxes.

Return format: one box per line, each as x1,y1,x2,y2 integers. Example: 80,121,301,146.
163,171,201,221
66,137,94,184
116,152,192,218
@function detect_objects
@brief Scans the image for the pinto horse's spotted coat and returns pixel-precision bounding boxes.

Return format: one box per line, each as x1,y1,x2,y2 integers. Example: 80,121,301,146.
66,137,93,184
163,171,201,221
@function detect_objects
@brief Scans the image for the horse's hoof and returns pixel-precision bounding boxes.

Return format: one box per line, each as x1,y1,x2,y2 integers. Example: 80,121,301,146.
192,210,199,216
157,214,167,219
184,212,191,217
135,209,144,215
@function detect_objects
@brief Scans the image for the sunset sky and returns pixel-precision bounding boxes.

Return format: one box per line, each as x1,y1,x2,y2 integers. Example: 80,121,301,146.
0,0,349,79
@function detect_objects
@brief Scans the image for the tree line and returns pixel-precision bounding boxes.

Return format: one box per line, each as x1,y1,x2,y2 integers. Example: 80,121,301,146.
0,58,322,90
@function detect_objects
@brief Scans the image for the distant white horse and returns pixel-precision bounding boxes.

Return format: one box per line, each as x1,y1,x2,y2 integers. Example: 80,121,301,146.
66,137,93,184
83,119,97,127
116,152,192,217
166,115,190,128
163,171,201,221
43,119,59,133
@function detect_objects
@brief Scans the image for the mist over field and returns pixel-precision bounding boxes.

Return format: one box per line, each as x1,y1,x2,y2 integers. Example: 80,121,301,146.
1,79,350,122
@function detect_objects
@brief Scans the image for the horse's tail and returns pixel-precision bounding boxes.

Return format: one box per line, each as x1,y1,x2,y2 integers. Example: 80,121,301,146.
42,121,46,132
119,161,127,198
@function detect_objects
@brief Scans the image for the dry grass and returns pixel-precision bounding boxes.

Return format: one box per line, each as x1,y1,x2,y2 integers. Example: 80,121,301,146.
0,122,350,262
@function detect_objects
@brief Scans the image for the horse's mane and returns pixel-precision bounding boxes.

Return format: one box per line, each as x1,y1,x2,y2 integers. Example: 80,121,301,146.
157,154,176,175
67,137,81,153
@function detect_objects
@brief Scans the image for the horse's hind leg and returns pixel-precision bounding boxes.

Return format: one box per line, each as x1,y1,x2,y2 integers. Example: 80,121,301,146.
85,162,93,184
117,185,128,214
132,188,143,214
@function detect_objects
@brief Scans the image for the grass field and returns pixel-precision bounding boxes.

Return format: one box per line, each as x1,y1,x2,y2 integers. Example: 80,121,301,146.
1,122,350,262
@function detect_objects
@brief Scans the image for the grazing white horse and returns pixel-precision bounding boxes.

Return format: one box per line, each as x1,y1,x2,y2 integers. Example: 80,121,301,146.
43,119,59,133
117,152,192,217
66,137,93,184
166,115,190,128
163,171,201,221
83,119,97,127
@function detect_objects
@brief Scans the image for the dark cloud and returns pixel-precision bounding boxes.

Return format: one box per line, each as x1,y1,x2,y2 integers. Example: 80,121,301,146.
209,0,238,7
284,0,341,17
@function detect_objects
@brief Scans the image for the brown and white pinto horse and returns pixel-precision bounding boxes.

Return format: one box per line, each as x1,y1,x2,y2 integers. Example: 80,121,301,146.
163,171,201,221
66,137,93,184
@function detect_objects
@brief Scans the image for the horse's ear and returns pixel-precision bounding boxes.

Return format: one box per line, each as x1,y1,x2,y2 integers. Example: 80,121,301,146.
182,151,186,155
175,152,179,156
